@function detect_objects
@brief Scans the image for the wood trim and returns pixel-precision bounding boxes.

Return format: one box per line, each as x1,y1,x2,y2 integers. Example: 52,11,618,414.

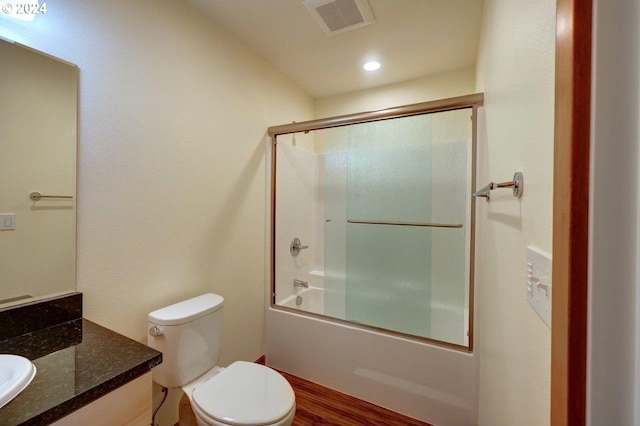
255,355,266,365
551,0,592,425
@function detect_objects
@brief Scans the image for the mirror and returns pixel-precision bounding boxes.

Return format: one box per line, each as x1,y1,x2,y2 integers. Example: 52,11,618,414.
0,38,78,309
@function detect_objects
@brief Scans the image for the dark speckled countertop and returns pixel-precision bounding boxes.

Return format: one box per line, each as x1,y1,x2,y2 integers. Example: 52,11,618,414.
0,318,162,425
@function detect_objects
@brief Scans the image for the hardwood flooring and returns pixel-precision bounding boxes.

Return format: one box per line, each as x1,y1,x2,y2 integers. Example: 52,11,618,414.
277,370,433,426
176,357,432,426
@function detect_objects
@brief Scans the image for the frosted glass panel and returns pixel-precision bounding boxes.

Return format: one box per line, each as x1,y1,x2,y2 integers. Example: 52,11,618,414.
346,224,432,337
344,116,434,337
347,117,433,222
274,107,473,347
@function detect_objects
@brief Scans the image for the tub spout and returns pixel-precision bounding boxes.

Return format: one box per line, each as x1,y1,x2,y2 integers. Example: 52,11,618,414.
293,279,309,288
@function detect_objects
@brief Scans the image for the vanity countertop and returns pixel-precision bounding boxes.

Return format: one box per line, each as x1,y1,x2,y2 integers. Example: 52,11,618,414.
0,318,162,426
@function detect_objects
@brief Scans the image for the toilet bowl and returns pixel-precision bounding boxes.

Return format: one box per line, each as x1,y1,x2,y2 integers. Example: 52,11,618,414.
147,294,295,426
185,362,295,426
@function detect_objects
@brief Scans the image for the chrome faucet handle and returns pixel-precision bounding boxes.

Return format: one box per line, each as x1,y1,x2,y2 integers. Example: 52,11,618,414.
293,279,309,288
290,237,309,257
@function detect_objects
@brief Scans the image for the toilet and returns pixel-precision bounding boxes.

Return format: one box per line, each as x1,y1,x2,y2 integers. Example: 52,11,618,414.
147,293,296,426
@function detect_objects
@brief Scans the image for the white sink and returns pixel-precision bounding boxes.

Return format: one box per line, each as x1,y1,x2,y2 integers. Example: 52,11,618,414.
0,354,36,409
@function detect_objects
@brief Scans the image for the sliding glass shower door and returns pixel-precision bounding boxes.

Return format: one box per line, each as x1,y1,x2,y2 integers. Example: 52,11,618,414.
273,105,475,348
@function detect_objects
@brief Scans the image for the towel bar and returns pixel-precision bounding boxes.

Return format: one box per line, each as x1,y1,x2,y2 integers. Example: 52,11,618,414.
29,192,73,201
347,219,462,228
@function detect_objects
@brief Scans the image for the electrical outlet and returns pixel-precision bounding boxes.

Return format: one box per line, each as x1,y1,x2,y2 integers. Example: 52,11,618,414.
526,246,552,328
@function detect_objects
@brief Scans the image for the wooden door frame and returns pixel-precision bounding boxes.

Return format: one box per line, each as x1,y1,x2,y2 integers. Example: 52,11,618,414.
551,0,591,425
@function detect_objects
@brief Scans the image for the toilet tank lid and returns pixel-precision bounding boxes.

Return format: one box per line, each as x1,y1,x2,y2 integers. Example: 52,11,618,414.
148,293,224,326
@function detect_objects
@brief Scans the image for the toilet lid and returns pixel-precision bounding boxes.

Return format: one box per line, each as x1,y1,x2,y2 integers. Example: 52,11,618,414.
192,361,295,426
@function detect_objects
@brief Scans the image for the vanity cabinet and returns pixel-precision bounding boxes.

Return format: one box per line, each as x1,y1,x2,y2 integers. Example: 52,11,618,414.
0,308,161,426
49,373,152,426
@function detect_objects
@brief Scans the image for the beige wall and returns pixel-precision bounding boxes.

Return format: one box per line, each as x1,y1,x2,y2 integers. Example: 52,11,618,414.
0,41,77,305
0,1,314,424
315,67,476,118
474,1,555,425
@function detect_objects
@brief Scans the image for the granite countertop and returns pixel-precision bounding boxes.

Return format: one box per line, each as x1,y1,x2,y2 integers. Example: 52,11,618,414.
0,318,162,426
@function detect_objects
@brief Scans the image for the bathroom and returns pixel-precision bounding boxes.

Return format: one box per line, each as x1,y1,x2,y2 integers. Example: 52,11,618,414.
0,0,637,425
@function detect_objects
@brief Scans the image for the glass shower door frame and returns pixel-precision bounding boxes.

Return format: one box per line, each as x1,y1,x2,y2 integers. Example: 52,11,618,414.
268,93,483,351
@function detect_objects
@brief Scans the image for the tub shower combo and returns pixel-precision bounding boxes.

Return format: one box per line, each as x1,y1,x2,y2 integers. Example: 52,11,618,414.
266,94,487,426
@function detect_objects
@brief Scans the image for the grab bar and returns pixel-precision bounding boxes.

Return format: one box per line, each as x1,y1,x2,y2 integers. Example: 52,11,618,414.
30,192,73,201
347,220,462,229
473,172,523,202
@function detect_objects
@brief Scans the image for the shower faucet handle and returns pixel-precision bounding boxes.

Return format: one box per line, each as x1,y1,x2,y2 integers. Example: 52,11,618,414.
293,279,309,288
290,237,309,257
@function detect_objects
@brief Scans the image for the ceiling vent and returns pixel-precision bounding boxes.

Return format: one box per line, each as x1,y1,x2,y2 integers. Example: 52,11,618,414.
303,0,375,36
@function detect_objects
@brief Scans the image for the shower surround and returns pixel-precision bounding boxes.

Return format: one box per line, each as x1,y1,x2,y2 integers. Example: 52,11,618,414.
265,97,481,426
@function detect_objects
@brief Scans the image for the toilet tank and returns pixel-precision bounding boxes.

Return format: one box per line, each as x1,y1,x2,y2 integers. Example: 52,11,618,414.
147,293,224,388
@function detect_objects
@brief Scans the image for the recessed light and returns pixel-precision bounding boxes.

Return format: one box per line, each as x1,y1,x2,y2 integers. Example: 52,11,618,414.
363,61,381,71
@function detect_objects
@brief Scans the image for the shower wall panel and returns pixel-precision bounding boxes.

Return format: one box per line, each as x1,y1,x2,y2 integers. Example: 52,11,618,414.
274,143,322,304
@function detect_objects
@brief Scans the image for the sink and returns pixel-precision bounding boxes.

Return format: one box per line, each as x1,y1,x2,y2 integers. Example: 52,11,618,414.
0,355,36,409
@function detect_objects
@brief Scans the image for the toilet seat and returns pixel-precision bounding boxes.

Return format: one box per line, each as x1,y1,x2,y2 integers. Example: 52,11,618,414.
192,361,295,426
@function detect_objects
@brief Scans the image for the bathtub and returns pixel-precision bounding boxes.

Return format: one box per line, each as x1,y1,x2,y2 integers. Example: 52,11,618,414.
266,122,475,426
280,287,324,316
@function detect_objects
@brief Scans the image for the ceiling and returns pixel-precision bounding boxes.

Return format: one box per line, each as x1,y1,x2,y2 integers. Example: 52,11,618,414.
188,0,485,99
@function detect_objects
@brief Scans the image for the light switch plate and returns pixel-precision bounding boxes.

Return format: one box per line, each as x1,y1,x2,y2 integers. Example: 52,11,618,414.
0,214,15,231
526,246,552,328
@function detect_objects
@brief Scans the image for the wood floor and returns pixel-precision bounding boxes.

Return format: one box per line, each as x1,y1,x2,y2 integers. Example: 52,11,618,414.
277,370,433,426
177,357,432,426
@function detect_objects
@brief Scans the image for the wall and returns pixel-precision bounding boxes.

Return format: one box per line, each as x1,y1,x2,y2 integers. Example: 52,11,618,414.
0,1,314,425
474,1,555,425
589,1,640,425
315,67,476,119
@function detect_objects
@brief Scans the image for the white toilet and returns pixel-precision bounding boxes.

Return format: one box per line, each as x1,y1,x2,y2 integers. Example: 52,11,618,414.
147,293,296,426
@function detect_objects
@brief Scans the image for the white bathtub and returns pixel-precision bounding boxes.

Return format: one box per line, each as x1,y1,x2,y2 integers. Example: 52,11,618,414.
267,147,474,426
280,287,324,316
